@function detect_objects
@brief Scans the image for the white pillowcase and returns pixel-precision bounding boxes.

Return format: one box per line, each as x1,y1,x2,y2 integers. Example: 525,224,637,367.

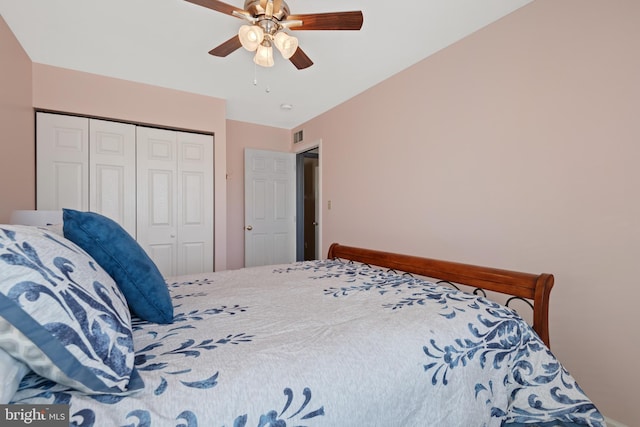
0,348,30,403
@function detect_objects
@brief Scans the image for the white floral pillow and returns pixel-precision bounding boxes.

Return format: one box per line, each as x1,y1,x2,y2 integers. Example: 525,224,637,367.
0,225,143,395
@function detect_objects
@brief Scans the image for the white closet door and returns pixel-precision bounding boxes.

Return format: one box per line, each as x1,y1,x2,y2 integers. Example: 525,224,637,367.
89,119,137,237
136,127,178,277
37,114,214,277
36,113,89,211
176,131,214,275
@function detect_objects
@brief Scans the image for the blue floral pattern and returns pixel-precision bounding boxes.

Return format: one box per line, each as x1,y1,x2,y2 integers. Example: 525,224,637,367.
229,388,325,427
11,259,603,426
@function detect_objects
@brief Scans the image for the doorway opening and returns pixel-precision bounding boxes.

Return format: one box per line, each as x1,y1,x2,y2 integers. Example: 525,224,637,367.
296,148,319,261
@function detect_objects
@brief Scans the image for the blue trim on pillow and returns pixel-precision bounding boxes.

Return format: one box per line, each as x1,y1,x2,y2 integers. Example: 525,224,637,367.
0,294,143,394
62,209,174,324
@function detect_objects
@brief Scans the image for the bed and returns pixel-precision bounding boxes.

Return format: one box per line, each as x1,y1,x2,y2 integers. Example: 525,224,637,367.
0,211,605,427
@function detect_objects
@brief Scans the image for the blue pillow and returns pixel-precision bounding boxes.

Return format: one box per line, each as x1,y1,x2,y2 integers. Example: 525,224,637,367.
0,225,143,395
62,209,173,324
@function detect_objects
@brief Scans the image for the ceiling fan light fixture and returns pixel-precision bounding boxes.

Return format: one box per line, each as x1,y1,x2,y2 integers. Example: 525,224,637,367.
192,0,363,70
238,24,264,51
254,42,274,67
273,31,298,59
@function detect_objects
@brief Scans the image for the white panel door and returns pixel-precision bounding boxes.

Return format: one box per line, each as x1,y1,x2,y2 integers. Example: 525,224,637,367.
244,148,296,267
89,119,137,237
176,131,214,275
36,113,89,211
136,127,178,277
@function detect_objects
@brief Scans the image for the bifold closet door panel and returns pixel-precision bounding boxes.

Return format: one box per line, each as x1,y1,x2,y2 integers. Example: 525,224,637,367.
136,126,179,278
176,131,214,275
136,127,215,277
89,119,137,237
37,113,137,237
36,113,89,212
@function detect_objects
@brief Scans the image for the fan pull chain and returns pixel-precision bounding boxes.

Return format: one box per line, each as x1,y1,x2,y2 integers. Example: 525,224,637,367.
253,63,258,86
253,63,271,94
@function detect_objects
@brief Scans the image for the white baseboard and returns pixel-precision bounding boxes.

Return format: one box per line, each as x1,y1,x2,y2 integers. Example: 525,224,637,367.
604,416,628,427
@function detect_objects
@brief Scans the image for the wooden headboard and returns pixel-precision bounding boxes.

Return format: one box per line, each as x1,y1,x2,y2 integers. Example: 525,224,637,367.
327,243,555,347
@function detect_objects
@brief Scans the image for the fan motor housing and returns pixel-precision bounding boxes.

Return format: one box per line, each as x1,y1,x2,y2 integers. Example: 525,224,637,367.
244,0,290,20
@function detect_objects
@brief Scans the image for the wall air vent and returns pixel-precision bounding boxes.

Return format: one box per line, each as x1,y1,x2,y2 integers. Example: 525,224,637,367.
293,130,303,144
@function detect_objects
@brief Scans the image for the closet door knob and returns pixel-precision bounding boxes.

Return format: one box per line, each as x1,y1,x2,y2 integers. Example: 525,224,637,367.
245,225,253,231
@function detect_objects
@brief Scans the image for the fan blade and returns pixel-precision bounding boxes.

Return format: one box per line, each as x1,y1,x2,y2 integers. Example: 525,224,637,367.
286,11,363,31
185,0,244,17
209,35,243,57
289,47,313,69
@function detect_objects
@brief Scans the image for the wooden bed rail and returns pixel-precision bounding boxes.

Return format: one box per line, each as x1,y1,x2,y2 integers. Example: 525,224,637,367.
327,243,555,347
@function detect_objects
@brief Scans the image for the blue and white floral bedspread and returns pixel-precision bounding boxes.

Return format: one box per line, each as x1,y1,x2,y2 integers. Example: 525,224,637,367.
12,260,604,426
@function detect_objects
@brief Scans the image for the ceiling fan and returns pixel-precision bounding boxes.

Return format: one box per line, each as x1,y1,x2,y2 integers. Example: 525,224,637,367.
186,0,363,69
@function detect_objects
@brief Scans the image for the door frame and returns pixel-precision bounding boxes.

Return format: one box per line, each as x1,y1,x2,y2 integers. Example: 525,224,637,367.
294,141,322,261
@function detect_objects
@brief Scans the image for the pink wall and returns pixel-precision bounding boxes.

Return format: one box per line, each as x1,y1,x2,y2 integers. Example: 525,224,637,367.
226,119,291,270
293,0,639,424
0,16,34,222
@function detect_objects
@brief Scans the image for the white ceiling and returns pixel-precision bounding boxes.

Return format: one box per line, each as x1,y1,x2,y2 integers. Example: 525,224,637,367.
1,0,532,129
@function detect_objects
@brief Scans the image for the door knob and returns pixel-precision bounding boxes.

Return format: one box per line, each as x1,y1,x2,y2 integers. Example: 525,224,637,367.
245,225,253,231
